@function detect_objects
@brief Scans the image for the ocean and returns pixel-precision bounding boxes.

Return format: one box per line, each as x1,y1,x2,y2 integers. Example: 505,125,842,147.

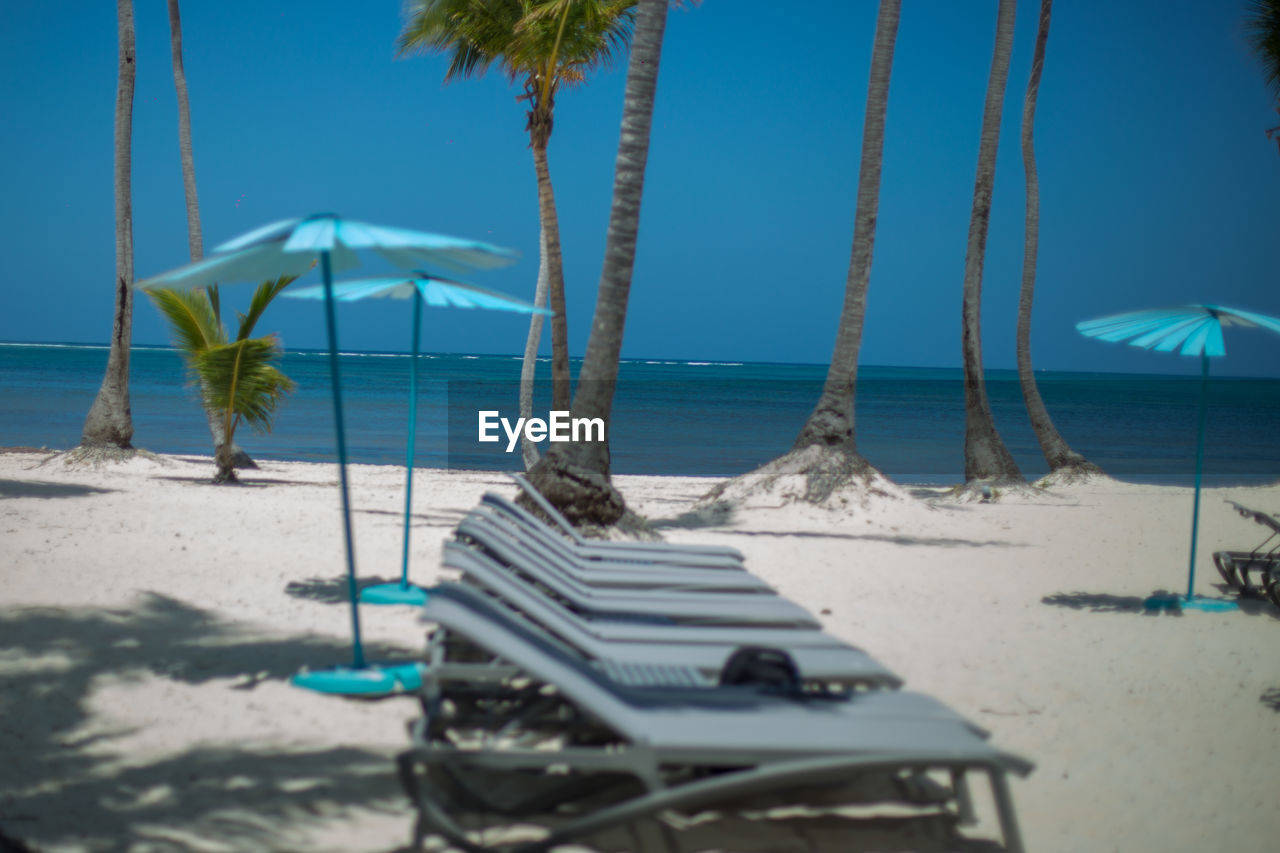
3,342,1279,486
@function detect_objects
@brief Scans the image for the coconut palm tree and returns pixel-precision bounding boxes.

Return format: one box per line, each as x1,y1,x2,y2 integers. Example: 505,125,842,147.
194,337,293,483
524,0,667,527
1016,0,1102,482
147,276,296,483
81,0,137,451
398,0,635,466
1245,0,1280,151
960,0,1023,485
165,0,256,469
698,0,903,509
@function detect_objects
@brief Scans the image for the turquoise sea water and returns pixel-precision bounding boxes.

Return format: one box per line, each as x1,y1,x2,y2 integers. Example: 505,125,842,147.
2,342,1278,485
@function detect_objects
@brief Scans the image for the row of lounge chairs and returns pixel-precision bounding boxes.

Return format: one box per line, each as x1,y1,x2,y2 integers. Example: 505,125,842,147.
394,476,1033,852
1214,500,1280,607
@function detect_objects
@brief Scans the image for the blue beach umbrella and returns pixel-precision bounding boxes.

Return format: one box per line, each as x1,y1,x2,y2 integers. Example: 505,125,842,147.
136,214,517,694
1076,304,1280,611
284,273,550,607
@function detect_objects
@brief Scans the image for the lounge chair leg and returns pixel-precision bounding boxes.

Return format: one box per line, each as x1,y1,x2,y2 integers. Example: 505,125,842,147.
397,750,499,853
990,770,1025,853
952,769,975,826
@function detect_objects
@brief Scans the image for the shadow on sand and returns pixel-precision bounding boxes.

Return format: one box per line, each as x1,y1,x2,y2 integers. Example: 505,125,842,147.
285,575,417,605
0,478,116,499
1041,591,1183,615
0,594,412,851
1043,589,1280,620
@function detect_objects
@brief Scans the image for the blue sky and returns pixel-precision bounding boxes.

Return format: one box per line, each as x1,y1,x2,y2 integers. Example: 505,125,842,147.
2,0,1278,376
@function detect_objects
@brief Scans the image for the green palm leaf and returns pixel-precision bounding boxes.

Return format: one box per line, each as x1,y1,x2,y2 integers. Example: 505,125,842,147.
145,286,226,356
194,336,295,437
235,273,300,341
1247,0,1280,99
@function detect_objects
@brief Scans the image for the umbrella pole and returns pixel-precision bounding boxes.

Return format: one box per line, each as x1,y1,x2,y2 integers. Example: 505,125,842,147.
1186,351,1210,600
400,289,422,589
320,250,365,669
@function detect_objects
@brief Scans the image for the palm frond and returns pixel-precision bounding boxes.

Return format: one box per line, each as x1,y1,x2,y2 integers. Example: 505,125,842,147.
235,272,301,341
145,286,226,358
398,0,524,80
1246,0,1280,99
400,0,634,93
194,336,295,436
511,0,635,91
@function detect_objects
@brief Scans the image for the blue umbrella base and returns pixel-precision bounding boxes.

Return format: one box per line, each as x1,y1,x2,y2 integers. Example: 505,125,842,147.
1143,593,1238,613
291,662,426,696
360,583,428,606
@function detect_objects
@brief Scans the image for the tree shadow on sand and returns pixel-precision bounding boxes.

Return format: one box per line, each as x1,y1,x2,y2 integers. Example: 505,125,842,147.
1261,688,1280,713
0,478,116,499
1040,591,1183,616
1044,588,1280,621
0,594,414,851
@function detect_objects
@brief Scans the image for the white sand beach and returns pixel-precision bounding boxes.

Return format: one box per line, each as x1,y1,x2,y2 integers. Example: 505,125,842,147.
1,448,1277,852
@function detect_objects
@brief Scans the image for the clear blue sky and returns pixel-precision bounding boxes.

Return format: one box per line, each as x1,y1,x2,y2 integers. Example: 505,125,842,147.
2,0,1278,376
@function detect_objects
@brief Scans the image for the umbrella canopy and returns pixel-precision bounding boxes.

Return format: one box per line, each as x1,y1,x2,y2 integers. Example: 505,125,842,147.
284,273,549,606
1077,303,1280,611
1076,305,1280,357
137,214,517,291
284,271,547,311
136,215,518,694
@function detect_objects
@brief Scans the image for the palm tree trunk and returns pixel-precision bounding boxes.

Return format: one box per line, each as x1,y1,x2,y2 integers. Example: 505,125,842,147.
526,0,668,527
519,223,550,469
961,0,1022,484
81,0,136,449
168,0,201,261
167,0,255,470
792,0,901,458
1016,0,1101,478
532,138,572,413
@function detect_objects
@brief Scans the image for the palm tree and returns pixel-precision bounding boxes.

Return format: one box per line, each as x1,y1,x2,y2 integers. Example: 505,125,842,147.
524,0,667,527
81,0,137,451
147,276,297,482
398,0,635,465
165,0,256,469
1245,0,1280,151
960,0,1023,485
698,0,902,509
1016,0,1102,482
194,337,294,483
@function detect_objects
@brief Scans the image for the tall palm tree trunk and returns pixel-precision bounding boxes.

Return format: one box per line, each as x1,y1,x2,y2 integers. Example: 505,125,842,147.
534,139,573,414
961,0,1022,484
526,0,668,526
700,0,902,508
1016,0,1101,479
518,134,571,467
81,0,136,449
167,0,255,469
168,0,201,262
793,0,901,457
519,223,551,468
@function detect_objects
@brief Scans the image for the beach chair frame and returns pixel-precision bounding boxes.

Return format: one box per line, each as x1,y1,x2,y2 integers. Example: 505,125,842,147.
398,584,1031,853
1213,501,1280,594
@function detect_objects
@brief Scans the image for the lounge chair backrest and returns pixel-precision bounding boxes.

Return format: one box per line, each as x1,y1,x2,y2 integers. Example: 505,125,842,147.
456,516,810,624
445,542,834,646
508,472,588,543
426,581,802,712
1227,500,1280,534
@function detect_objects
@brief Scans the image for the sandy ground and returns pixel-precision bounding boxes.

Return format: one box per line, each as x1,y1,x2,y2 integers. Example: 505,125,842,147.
0,448,1277,852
